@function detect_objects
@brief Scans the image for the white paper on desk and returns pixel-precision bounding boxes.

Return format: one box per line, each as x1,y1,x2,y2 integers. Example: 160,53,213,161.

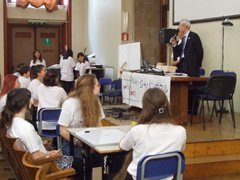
75,129,126,147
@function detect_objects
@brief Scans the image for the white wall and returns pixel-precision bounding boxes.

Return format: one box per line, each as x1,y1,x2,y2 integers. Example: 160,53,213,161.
87,0,121,78
0,2,4,81
169,0,240,112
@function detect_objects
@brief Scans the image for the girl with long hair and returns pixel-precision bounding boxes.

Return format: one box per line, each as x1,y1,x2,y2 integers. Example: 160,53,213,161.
58,74,104,157
30,49,46,67
0,74,20,116
118,88,186,180
1,88,83,178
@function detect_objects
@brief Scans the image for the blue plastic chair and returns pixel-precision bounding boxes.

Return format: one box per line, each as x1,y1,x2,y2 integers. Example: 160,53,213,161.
103,79,122,104
136,151,185,180
37,108,62,149
199,67,205,76
99,77,112,104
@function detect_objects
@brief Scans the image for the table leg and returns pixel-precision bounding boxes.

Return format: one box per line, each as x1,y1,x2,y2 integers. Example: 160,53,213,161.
102,155,109,180
69,134,74,156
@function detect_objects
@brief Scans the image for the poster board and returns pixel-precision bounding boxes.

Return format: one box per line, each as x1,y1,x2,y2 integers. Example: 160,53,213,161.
122,71,171,108
118,42,141,71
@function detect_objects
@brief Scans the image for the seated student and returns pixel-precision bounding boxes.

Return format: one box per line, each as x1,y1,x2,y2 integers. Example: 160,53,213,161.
28,65,46,103
118,88,186,180
13,63,27,77
34,69,67,130
75,52,90,78
18,65,31,88
58,74,104,157
0,88,83,178
0,74,20,118
28,65,47,129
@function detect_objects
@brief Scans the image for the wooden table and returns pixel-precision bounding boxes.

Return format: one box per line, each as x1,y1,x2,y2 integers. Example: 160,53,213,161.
170,77,208,124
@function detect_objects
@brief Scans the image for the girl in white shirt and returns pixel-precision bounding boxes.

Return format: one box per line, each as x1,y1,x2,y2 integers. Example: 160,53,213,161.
28,65,47,130
0,74,20,118
28,65,46,104
58,74,104,157
30,49,46,67
35,69,67,130
1,88,82,178
75,52,90,78
118,88,186,180
60,49,76,94
18,65,31,88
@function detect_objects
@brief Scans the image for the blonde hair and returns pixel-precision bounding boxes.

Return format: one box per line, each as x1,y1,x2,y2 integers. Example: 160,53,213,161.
69,74,101,127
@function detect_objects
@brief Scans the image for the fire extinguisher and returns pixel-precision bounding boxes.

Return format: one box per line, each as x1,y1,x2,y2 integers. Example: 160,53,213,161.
121,32,129,41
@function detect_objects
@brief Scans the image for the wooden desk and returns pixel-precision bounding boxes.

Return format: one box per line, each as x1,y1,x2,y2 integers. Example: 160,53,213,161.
68,126,131,180
170,77,208,124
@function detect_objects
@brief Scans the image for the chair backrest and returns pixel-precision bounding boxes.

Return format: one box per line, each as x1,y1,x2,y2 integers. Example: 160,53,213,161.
37,108,61,135
111,79,122,90
136,151,185,180
210,69,224,76
207,75,236,98
99,77,112,86
199,68,205,76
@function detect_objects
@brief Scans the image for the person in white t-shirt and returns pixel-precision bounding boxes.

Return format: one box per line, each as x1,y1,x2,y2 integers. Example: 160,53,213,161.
1,88,83,178
58,74,105,157
0,74,20,118
28,65,47,130
18,65,31,88
118,88,186,180
34,69,67,130
30,49,46,67
28,65,46,104
60,48,76,94
75,52,90,78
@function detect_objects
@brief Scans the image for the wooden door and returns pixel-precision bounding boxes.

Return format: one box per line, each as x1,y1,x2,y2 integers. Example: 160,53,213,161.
9,26,61,73
36,27,60,66
11,27,35,72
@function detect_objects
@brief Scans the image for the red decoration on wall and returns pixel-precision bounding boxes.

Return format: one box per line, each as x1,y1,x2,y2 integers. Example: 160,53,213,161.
16,0,58,12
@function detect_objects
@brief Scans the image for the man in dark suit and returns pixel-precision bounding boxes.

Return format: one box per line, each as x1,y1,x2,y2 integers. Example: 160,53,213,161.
170,19,203,77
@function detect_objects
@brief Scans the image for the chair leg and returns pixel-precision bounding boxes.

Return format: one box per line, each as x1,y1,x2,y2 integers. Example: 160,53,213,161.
229,99,236,128
210,100,216,120
190,96,197,125
202,100,206,130
219,100,224,124
57,136,62,149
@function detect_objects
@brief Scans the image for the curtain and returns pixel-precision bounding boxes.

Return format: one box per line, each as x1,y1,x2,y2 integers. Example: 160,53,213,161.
16,0,58,12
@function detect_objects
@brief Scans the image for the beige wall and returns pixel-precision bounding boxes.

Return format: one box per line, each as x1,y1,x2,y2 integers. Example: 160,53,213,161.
168,0,240,112
0,1,4,82
71,0,87,59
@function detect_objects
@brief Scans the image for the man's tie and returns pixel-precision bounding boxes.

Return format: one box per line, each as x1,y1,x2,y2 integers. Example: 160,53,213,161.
181,36,186,58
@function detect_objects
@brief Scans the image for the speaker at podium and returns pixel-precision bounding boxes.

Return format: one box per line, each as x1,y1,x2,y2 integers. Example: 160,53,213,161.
159,28,178,44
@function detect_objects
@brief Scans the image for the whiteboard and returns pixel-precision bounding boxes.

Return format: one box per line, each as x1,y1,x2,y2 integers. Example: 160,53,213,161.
173,0,240,24
118,42,141,71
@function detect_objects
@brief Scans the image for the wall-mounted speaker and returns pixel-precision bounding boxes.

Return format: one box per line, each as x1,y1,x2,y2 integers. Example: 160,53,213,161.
159,28,177,44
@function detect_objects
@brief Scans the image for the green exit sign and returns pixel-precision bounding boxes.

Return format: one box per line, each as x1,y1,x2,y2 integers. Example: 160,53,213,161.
44,38,51,47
